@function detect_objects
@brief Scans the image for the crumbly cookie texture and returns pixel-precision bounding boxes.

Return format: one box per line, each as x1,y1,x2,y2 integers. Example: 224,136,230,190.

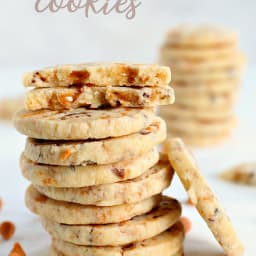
51,222,184,256
25,86,174,111
23,63,171,88
220,163,256,186
42,196,181,246
25,185,161,225
164,25,237,47
20,149,159,188
165,138,244,256
34,158,173,206
24,117,166,166
14,107,156,140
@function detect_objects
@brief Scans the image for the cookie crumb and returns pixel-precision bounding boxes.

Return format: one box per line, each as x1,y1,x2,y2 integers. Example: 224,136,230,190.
0,197,3,210
180,216,192,233
9,242,26,256
0,221,16,240
186,198,194,206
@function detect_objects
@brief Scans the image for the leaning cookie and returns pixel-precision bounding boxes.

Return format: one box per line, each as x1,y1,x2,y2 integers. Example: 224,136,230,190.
51,222,184,256
14,107,156,140
20,148,159,188
25,86,175,110
24,117,166,166
25,185,161,225
42,196,181,246
165,138,244,256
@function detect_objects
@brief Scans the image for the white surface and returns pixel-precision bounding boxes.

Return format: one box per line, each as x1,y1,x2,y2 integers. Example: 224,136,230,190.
0,0,255,67
0,68,255,255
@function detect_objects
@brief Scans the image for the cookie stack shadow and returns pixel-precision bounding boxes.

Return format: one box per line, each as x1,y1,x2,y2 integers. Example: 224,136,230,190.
14,63,185,256
159,25,246,147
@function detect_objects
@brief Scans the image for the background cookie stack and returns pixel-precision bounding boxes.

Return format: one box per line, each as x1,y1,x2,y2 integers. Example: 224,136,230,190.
159,25,246,146
14,63,185,256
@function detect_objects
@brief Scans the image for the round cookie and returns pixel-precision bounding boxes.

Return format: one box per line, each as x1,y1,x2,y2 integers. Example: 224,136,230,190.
159,104,233,119
22,63,171,88
34,158,173,206
165,25,237,47
51,222,184,256
24,117,166,166
20,148,159,188
25,185,161,225
25,86,175,111
42,196,181,246
164,115,236,135
14,107,156,140
165,138,244,256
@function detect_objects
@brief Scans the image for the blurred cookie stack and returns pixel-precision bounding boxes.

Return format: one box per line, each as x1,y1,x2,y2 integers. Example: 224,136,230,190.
14,63,185,256
159,25,246,146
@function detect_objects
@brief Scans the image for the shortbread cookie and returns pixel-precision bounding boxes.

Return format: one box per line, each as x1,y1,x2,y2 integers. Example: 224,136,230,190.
175,91,237,109
25,185,161,225
160,52,245,73
25,86,175,111
49,247,184,256
52,222,184,256
220,163,256,186
164,115,236,135
23,63,171,88
24,117,166,166
167,130,231,147
14,108,155,140
171,79,240,94
165,138,244,256
42,196,181,246
20,149,159,188
159,104,233,119
165,25,237,47
34,159,173,206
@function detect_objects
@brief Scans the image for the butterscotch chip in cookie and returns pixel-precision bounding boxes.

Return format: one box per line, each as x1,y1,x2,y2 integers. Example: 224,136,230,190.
165,138,244,256
23,63,171,88
0,221,16,240
9,242,26,256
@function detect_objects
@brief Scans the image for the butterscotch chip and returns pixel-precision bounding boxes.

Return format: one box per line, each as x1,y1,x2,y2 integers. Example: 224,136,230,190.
9,242,26,256
23,63,171,88
165,138,244,256
0,221,16,240
0,197,3,210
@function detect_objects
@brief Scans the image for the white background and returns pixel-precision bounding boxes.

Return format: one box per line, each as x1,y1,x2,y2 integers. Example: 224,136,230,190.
0,1,255,256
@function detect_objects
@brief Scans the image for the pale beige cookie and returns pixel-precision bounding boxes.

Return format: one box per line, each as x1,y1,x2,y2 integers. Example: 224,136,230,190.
51,222,184,256
49,247,184,256
175,91,238,109
42,196,181,246
159,104,233,119
34,158,173,206
165,138,244,256
14,107,155,140
24,117,166,166
23,63,171,88
25,86,175,111
164,115,236,135
160,52,245,73
25,185,161,225
167,130,231,147
165,25,237,47
171,79,240,95
20,149,159,188
220,163,256,186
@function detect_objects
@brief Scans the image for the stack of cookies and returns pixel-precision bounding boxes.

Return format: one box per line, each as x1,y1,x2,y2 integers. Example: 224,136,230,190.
14,63,185,256
159,25,246,146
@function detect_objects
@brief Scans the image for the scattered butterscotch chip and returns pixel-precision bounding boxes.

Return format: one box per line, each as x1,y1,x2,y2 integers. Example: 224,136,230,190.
0,221,16,240
9,242,26,256
0,197,3,210
186,197,195,206
180,216,192,233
